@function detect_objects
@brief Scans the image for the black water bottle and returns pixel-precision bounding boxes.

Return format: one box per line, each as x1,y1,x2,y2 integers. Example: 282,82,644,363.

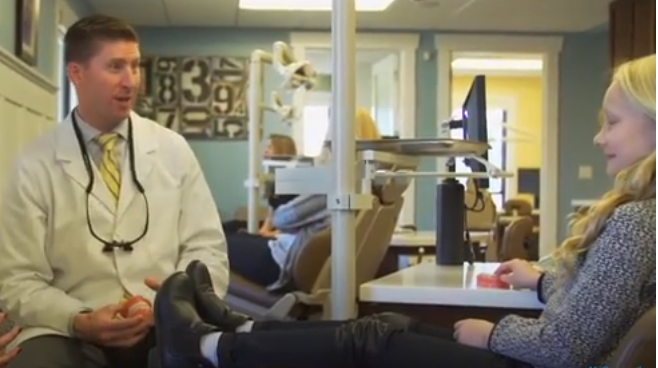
435,178,465,265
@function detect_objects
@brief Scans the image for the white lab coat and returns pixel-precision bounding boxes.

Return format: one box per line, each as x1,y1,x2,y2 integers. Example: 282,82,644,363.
0,112,229,348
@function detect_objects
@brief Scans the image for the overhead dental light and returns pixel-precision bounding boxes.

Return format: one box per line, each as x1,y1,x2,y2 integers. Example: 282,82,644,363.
268,42,317,124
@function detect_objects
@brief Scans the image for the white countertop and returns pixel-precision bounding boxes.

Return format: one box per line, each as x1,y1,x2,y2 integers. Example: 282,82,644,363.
571,199,597,207
390,231,490,247
360,262,544,310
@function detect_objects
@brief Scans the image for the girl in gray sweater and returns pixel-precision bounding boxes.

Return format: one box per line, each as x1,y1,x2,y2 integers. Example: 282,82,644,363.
152,54,656,368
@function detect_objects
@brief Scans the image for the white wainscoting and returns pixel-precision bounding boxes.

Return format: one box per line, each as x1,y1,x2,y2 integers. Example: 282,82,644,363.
0,47,58,196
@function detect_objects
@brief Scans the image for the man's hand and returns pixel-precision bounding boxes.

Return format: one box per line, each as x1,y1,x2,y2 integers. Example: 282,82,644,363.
0,313,20,367
73,304,151,348
453,319,495,349
144,277,161,292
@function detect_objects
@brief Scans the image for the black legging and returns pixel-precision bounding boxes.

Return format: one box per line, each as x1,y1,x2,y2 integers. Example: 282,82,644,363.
214,319,526,368
226,233,280,287
221,220,264,234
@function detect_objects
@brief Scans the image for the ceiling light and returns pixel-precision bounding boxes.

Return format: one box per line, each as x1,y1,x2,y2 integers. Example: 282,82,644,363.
239,0,396,11
452,58,543,71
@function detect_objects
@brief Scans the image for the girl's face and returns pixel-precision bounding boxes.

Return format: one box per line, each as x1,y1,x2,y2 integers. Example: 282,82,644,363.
594,83,655,176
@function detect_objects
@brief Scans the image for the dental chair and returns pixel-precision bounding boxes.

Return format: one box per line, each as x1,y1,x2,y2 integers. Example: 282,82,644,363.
606,306,656,368
496,216,536,261
502,198,533,216
226,176,410,321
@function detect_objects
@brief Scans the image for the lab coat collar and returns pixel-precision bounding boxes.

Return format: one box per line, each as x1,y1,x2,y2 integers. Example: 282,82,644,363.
55,111,158,217
74,110,129,144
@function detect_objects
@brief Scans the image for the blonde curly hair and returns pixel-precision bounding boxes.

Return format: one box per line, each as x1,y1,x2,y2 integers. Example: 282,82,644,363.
316,107,381,164
552,54,656,276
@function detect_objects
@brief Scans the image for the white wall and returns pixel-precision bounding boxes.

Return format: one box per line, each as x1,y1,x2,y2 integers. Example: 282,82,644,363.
0,49,58,196
0,0,85,197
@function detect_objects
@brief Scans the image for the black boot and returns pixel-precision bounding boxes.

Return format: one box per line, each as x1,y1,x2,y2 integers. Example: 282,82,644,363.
185,260,250,330
148,272,219,368
334,316,405,368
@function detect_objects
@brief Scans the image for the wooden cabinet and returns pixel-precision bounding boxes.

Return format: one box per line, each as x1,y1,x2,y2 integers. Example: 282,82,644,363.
609,0,656,67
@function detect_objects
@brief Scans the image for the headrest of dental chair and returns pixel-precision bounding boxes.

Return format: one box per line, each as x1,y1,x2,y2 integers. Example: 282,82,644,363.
503,198,533,216
372,177,407,205
265,155,314,163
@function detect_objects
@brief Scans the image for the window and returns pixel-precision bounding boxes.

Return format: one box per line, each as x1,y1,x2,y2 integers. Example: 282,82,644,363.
450,108,507,209
302,105,330,157
57,32,67,121
57,28,78,122
68,82,78,112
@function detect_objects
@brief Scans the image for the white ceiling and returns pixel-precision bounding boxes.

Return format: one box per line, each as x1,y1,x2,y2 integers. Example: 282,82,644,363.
306,49,545,75
83,0,610,32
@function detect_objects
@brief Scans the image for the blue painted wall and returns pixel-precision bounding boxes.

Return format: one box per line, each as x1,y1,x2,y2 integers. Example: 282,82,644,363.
137,28,294,220
137,27,612,237
558,30,611,238
0,0,610,237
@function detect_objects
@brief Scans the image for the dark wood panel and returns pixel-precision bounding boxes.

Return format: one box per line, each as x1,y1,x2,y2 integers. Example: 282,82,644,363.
632,0,656,58
610,0,635,67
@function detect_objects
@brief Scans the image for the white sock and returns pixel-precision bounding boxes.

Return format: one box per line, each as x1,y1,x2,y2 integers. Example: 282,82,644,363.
200,332,222,367
235,320,254,333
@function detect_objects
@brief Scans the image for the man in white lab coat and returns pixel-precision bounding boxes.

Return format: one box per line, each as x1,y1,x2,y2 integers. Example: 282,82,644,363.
0,14,229,368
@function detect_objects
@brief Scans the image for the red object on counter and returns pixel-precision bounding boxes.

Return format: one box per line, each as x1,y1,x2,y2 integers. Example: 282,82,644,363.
476,273,510,289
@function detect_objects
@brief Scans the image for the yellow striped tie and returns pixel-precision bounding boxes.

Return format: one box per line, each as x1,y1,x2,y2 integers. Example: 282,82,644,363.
97,133,121,206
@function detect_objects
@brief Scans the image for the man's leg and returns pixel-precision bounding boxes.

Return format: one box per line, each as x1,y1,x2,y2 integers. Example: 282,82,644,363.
7,335,108,368
103,329,156,368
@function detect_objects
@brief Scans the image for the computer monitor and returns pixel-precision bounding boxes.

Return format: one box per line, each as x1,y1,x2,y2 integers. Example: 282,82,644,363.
461,75,489,189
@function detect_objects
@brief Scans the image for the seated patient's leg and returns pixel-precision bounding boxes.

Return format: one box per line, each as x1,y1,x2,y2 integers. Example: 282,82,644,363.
152,274,516,368
188,260,455,341
250,320,345,331
251,313,453,341
7,335,107,368
211,319,513,368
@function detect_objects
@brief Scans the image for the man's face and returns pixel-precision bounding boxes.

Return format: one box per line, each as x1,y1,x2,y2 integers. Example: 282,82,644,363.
69,40,141,124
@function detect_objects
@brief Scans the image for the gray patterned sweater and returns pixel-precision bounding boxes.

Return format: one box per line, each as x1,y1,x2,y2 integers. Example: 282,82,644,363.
489,199,656,368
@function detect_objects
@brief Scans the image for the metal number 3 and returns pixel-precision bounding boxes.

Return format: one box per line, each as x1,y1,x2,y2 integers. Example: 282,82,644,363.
182,59,211,103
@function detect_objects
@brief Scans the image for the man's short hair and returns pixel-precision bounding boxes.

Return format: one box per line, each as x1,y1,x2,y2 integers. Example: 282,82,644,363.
64,14,139,64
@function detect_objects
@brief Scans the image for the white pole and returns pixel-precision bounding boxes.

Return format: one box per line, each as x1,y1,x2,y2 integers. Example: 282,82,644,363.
247,51,267,233
330,0,357,320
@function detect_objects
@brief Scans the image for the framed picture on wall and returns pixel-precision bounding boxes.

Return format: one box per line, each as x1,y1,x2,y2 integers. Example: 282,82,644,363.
15,0,40,66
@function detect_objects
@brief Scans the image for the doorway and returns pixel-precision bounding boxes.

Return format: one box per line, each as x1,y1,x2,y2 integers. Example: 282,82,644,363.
435,34,562,258
290,32,419,227
450,52,544,210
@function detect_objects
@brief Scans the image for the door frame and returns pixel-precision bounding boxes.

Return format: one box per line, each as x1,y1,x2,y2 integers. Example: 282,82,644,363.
289,32,419,227
434,34,563,258
370,53,399,136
